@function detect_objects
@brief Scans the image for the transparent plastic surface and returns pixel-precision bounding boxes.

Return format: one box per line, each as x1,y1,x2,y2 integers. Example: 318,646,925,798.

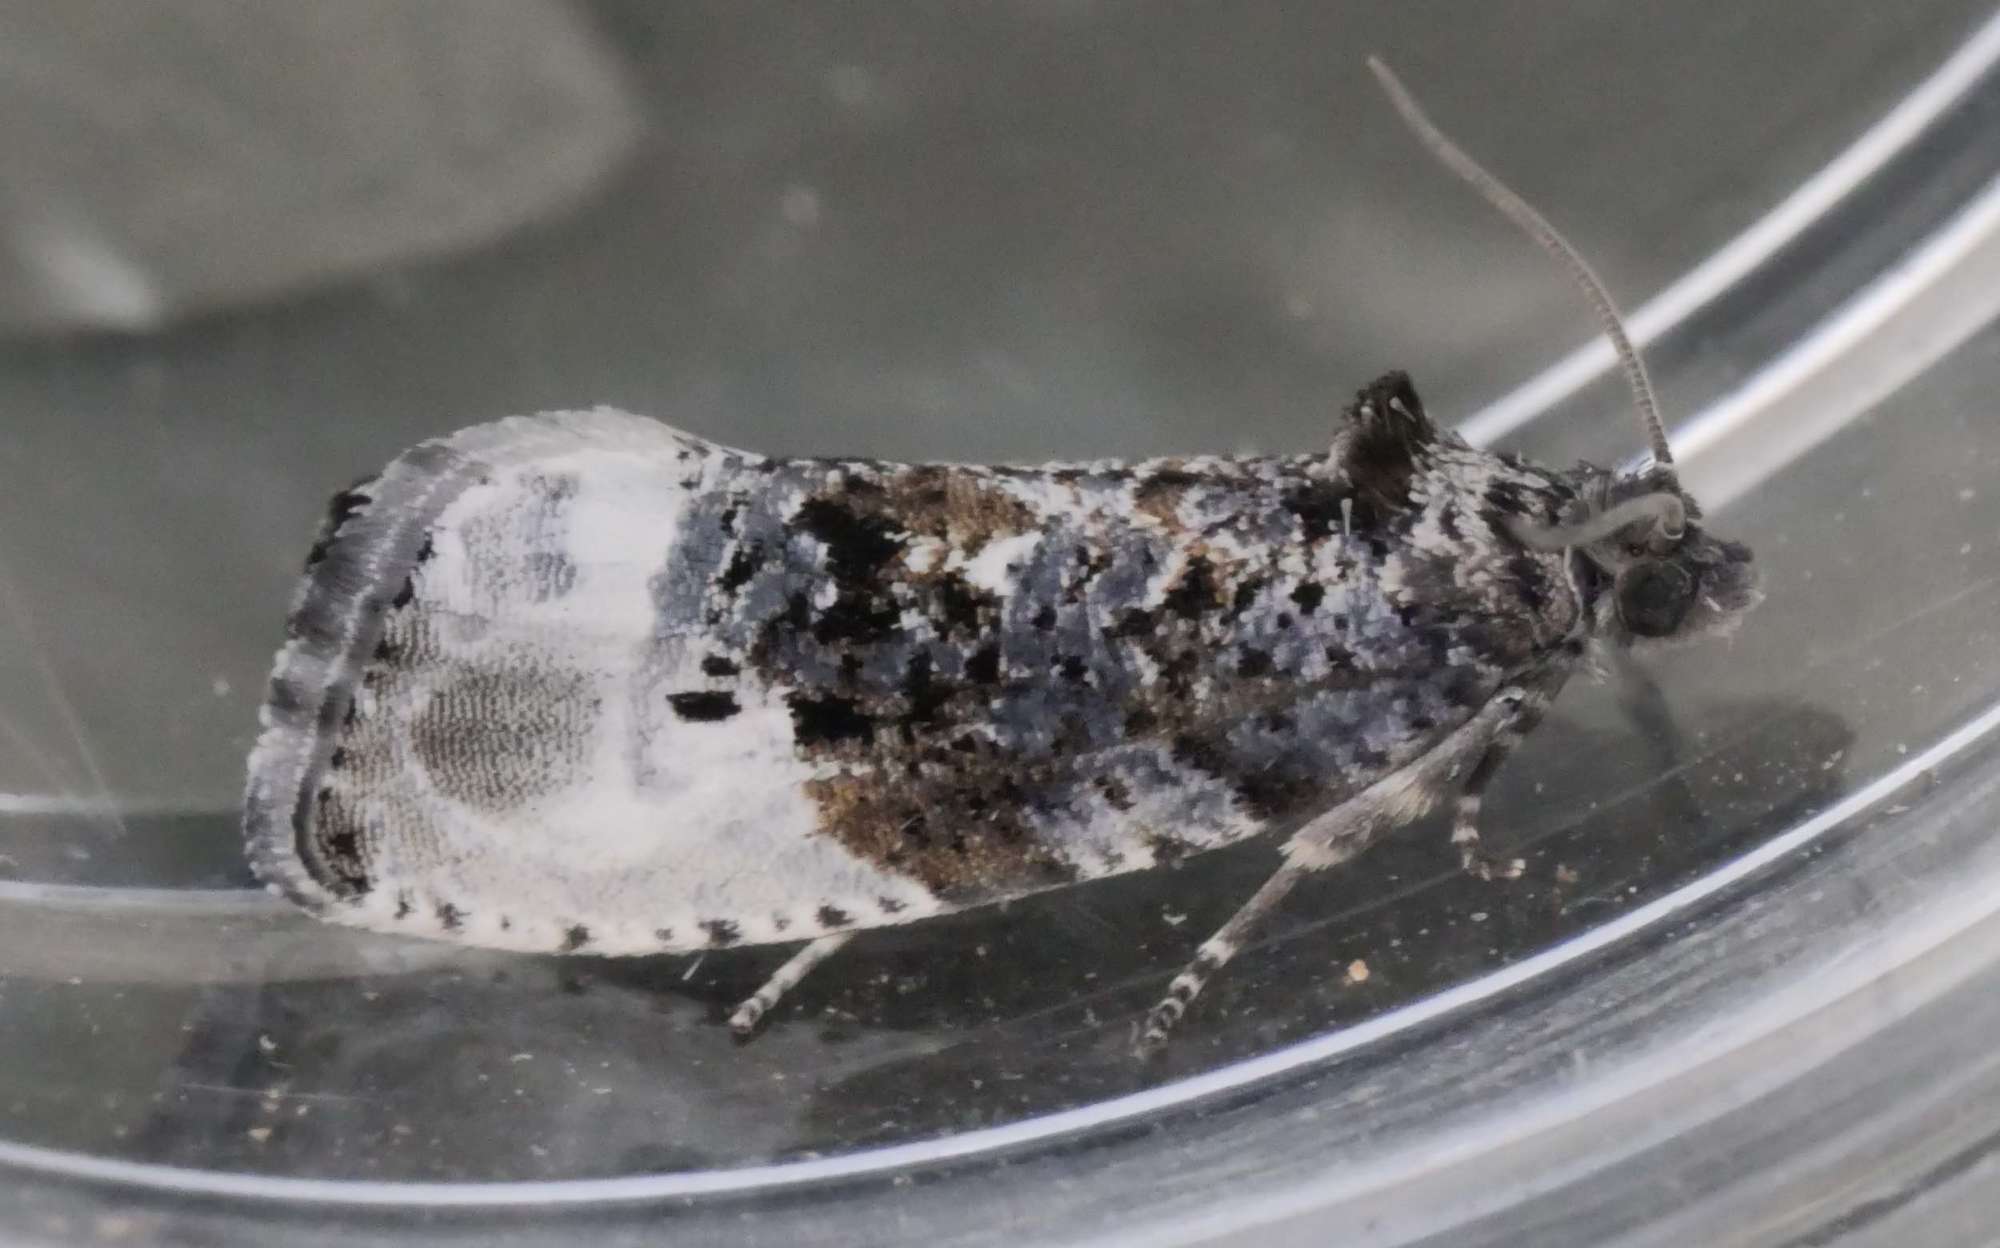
3,4,2000,1244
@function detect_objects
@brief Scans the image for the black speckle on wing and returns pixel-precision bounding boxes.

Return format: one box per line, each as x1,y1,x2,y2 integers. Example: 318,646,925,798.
717,542,765,594
964,644,1001,684
636,374,1585,906
312,795,372,895
787,693,876,746
667,690,740,722
1160,555,1222,618
793,496,904,581
1282,479,1354,542
815,904,853,930
303,479,376,571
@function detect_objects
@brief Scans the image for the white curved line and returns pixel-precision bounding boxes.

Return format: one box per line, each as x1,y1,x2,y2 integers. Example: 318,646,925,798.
0,881,265,914
1670,171,2000,506
0,795,212,816
1456,7,2000,449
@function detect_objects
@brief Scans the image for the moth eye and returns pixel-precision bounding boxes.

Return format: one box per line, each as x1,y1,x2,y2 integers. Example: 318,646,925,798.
1616,561,1695,637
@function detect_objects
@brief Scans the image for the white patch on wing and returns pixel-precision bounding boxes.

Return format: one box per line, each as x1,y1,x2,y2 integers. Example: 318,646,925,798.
955,531,1040,594
330,437,942,956
421,443,698,642
1038,742,1259,878
343,665,942,954
902,536,947,574
558,479,688,635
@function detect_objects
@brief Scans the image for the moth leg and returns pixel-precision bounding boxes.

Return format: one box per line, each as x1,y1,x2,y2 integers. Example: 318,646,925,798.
1137,689,1543,1053
1450,698,1549,881
728,932,855,1036
1137,850,1354,1055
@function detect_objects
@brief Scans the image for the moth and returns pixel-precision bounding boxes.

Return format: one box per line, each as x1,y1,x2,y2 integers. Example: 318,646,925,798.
243,60,1759,1053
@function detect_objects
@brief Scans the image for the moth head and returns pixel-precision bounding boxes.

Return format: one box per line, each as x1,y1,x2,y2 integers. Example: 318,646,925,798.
1530,464,1761,648
1366,57,1760,647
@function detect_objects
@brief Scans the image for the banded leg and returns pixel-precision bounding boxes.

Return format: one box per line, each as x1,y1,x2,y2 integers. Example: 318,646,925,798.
1138,688,1547,1053
1450,699,1547,880
1137,846,1356,1055
729,932,854,1035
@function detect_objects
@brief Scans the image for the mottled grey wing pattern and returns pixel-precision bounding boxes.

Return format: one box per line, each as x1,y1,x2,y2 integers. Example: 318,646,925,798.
655,379,1583,907
245,373,1585,955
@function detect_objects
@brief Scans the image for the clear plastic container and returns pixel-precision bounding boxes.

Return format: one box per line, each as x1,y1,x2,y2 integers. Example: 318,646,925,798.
5,4,2000,1244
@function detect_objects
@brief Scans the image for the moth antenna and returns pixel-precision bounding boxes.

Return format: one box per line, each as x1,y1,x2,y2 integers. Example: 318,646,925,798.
1366,55,1674,467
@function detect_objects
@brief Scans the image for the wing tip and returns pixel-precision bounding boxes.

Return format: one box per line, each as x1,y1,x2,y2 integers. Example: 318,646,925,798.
242,406,718,916
241,428,487,911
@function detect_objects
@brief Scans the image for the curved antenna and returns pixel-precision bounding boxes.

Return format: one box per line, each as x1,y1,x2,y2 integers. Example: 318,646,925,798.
1366,55,1674,467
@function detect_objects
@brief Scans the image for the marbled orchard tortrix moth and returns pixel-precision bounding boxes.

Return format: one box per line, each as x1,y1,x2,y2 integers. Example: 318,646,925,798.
244,61,1759,1051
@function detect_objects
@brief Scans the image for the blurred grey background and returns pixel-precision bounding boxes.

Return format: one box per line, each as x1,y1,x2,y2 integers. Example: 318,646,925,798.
0,2,1990,823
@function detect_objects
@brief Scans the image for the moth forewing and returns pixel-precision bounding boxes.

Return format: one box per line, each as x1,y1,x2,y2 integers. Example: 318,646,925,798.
244,378,1578,1008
